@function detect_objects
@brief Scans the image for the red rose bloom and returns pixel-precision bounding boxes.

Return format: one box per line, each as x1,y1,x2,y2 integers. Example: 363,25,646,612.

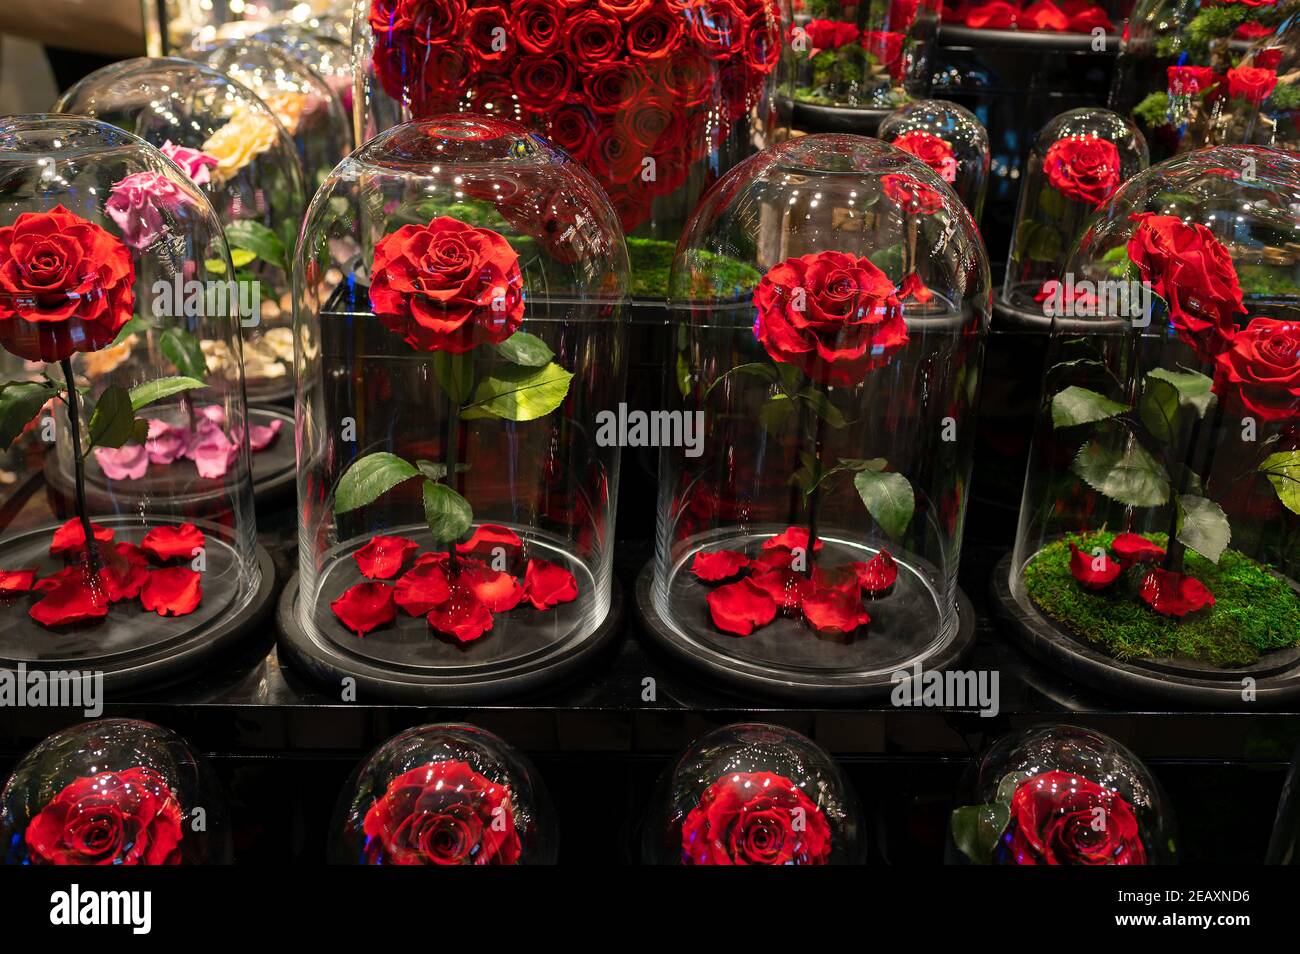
862,31,906,81
331,581,397,635
465,6,513,66
1138,567,1215,618
513,55,576,113
361,760,521,865
368,0,413,33
369,216,524,354
25,766,184,865
805,18,860,49
1167,65,1216,96
1043,136,1121,207
891,130,956,181
753,250,908,387
1214,317,1300,422
1226,66,1278,104
514,0,565,54
882,173,944,214
628,5,685,59
564,9,624,66
1068,542,1121,589
1110,532,1165,568
549,104,595,163
0,205,136,363
689,0,748,60
1255,48,1283,71
597,0,654,15
407,0,464,46
1021,0,1068,31
681,771,834,865
1127,213,1245,356
998,770,1147,865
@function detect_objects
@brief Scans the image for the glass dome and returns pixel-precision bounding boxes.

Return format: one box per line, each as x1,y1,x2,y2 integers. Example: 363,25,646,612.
638,133,988,700
999,107,1147,321
1110,0,1292,161
1,718,231,865
779,0,940,113
278,116,629,701
55,58,306,415
189,37,355,191
1267,745,1300,864
353,0,782,296
947,725,1174,865
1196,21,1300,153
148,0,353,55
878,98,990,220
329,723,555,864
253,23,357,124
643,722,864,865
1003,146,1300,700
0,116,271,690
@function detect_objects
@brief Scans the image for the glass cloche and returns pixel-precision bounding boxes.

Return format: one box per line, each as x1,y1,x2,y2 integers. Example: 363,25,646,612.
643,722,865,865
329,724,555,864
253,22,357,124
278,116,629,701
1110,0,1292,160
999,145,1300,704
190,37,355,190
55,57,307,419
779,0,940,117
878,98,990,220
0,116,273,690
147,0,354,55
998,107,1147,325
352,0,782,296
947,725,1174,865
637,133,988,700
1,718,232,864
1196,24,1300,153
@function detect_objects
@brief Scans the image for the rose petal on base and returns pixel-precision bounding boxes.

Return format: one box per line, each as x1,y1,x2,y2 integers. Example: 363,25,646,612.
523,558,579,610
140,567,203,617
353,535,420,579
393,562,452,616
707,577,779,636
94,444,149,480
748,568,813,613
461,563,525,612
1138,568,1215,618
0,569,38,595
50,518,115,557
803,585,871,635
690,549,751,583
30,568,109,627
427,585,495,642
330,581,395,635
1069,542,1123,590
456,524,523,557
1111,532,1165,569
140,523,205,564
854,549,898,598
762,527,824,553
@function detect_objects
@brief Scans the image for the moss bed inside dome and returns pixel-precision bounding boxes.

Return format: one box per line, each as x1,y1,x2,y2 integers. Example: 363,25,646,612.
1023,531,1300,667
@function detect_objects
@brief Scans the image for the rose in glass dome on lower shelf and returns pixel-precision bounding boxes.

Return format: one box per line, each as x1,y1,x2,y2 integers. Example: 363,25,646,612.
0,205,208,629
328,214,580,643
951,769,1148,865
688,241,918,640
681,770,834,865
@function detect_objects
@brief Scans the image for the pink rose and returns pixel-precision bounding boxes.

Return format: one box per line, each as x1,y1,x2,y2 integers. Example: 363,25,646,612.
106,171,189,250
160,141,218,186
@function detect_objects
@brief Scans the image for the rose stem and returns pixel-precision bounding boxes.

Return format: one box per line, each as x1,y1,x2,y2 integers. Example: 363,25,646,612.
803,381,831,579
59,358,99,573
442,378,461,575
1162,395,1227,573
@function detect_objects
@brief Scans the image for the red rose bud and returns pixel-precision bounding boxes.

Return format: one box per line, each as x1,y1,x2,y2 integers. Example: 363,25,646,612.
140,566,203,617
1043,135,1121,207
707,577,779,635
456,523,523,557
690,549,751,582
1069,542,1122,589
0,569,37,595
330,581,396,635
427,583,495,642
855,549,899,597
1227,66,1278,105
523,557,579,610
353,535,419,579
1214,316,1300,422
681,771,834,865
140,522,205,564
49,518,115,557
1110,532,1166,568
1139,568,1215,618
393,562,452,616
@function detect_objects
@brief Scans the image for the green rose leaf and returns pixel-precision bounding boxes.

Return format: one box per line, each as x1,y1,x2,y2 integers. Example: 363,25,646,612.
462,361,572,422
1147,367,1216,417
798,387,848,429
1026,224,1063,263
128,376,206,412
1176,493,1231,564
422,478,472,543
1261,450,1300,516
704,362,780,399
950,803,1011,865
87,386,136,450
495,332,554,368
0,380,60,450
853,468,914,539
1138,376,1181,444
160,326,208,381
225,219,288,272
334,452,419,514
1072,436,1171,508
1051,386,1130,429
1038,186,1068,220
109,316,155,348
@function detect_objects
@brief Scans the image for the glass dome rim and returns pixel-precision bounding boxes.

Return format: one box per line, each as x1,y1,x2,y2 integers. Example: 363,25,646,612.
0,112,161,161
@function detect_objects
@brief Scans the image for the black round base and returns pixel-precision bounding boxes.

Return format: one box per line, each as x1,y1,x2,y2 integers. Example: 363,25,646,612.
44,406,296,515
276,573,625,703
991,297,1051,331
990,552,1300,706
633,561,977,703
0,517,275,694
781,97,890,135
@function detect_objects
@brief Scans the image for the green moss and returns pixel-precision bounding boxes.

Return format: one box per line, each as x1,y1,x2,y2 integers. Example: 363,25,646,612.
1133,91,1170,128
1269,81,1300,111
629,238,762,302
1023,531,1300,667
1239,263,1300,298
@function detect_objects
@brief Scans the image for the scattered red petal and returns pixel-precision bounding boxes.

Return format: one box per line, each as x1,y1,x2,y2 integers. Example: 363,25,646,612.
393,562,452,616
0,569,37,595
1139,568,1215,618
749,567,814,612
690,549,751,582
140,567,203,616
1111,532,1165,569
803,584,871,635
751,545,803,573
35,565,80,593
855,550,899,598
1069,543,1122,590
29,566,109,627
461,563,525,612
140,523,205,563
353,535,420,580
100,552,148,603
49,518,114,557
762,527,824,553
110,542,150,567
456,524,523,557
523,558,579,610
427,584,495,642
707,577,779,636
898,272,934,304
330,581,395,635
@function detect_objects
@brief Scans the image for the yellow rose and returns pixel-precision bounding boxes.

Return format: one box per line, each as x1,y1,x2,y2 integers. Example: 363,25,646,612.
202,110,281,183
261,91,309,137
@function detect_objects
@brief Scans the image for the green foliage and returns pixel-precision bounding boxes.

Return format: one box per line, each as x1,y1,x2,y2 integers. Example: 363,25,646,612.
1072,435,1171,508
1269,81,1300,110
1184,6,1251,55
225,219,289,273
1133,91,1170,127
433,352,475,404
1052,386,1129,429
494,332,554,368
160,327,208,381
1023,531,1300,666
0,380,58,450
423,480,472,542
87,386,137,450
462,362,573,421
950,804,1011,865
1177,493,1230,564
128,376,206,412
334,452,420,514
1146,367,1215,417
853,468,915,540
1261,450,1300,516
